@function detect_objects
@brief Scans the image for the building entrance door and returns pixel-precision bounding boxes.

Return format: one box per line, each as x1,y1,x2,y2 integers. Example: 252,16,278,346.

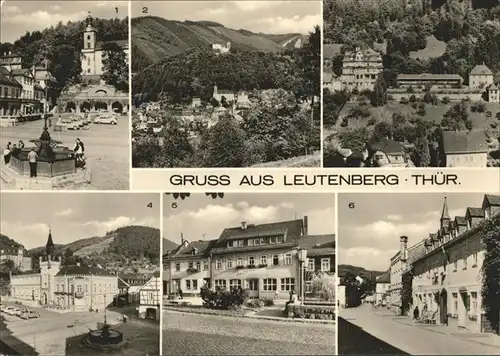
439,289,448,325
42,293,48,305
458,291,468,328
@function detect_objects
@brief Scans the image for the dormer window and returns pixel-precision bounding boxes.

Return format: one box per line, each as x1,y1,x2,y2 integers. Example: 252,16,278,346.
270,236,276,244
277,236,284,243
259,238,265,245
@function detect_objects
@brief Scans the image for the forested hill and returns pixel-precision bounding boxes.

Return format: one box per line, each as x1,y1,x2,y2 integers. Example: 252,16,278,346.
131,16,305,72
28,225,160,262
0,16,127,93
0,234,25,253
338,264,386,279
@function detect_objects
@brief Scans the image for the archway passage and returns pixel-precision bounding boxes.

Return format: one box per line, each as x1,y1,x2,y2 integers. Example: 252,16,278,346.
66,102,76,113
81,101,91,113
146,307,157,320
95,101,108,111
42,293,48,305
112,101,123,113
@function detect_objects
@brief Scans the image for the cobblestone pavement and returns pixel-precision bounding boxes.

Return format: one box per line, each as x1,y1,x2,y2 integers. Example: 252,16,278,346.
0,114,129,190
341,304,500,355
162,310,335,355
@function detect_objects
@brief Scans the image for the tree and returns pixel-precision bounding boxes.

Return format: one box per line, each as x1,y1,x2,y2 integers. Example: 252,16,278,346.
202,116,247,167
481,214,500,333
419,137,431,167
310,272,336,302
370,75,387,107
102,41,128,92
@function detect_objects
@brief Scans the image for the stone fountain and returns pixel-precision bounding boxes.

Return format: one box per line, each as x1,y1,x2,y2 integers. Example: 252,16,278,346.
1,115,91,189
83,324,127,350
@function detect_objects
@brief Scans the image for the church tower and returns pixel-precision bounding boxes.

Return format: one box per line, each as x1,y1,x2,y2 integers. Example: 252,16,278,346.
440,196,451,229
39,227,61,305
81,12,97,76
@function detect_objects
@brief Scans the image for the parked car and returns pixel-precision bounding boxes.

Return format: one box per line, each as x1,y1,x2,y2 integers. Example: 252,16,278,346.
61,118,79,130
72,115,84,128
3,307,16,315
94,115,117,125
20,310,40,320
10,308,22,316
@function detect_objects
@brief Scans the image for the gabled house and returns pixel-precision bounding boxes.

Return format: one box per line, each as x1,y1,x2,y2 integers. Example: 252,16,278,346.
138,274,161,320
441,130,488,167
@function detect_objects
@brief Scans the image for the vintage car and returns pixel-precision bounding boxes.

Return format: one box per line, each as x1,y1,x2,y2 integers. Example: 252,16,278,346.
94,115,117,125
60,117,79,130
20,310,40,320
71,115,84,127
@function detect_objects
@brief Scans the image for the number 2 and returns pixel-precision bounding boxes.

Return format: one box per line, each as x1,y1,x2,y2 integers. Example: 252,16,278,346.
142,6,148,14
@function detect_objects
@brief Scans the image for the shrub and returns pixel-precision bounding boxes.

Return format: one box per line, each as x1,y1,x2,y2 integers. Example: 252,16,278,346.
263,299,275,307
400,97,409,104
442,96,450,104
247,299,265,308
235,265,244,270
293,306,336,319
200,285,250,310
367,117,376,126
409,95,417,103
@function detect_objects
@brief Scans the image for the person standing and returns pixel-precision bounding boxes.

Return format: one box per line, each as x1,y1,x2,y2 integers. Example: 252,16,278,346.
3,145,11,165
18,140,25,149
28,148,38,179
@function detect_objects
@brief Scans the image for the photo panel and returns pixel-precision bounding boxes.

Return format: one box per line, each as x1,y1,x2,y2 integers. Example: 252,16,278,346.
323,0,500,168
162,192,336,355
131,1,322,168
337,192,500,355
0,1,131,190
0,192,161,355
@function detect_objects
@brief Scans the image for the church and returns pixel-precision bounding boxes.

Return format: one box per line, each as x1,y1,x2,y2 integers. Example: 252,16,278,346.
9,229,119,312
80,13,129,82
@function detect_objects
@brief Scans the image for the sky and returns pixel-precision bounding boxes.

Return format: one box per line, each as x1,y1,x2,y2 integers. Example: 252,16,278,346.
338,193,493,272
1,193,160,249
132,0,321,34
1,0,129,43
163,193,335,245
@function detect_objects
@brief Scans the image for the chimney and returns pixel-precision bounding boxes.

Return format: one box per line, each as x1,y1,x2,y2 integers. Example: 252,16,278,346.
303,216,308,237
180,233,184,244
400,236,408,262
241,221,247,230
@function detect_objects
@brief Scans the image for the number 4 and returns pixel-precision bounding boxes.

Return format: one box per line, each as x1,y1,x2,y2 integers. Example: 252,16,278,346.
147,202,153,208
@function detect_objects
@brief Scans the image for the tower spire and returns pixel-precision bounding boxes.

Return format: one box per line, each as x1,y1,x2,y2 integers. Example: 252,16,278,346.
440,196,450,229
46,227,55,257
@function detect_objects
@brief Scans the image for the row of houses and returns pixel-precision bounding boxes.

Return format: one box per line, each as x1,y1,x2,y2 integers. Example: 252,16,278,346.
0,52,57,117
163,217,335,301
381,194,500,334
7,229,162,320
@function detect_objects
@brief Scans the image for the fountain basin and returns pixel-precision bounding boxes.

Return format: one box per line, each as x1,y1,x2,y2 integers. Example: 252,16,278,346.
83,327,127,350
10,148,76,178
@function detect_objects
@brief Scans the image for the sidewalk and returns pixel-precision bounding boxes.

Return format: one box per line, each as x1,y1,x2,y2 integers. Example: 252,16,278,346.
371,307,500,349
341,304,500,355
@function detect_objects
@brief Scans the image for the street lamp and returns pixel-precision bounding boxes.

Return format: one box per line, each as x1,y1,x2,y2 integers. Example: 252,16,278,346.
298,248,307,305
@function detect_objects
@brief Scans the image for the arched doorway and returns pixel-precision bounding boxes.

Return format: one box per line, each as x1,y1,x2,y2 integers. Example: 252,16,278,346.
95,101,107,111
111,101,123,113
146,307,157,320
42,293,48,305
66,102,76,113
81,102,91,113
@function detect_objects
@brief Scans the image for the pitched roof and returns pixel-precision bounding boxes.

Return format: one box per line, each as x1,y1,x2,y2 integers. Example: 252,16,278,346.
0,67,21,87
466,207,485,218
397,73,463,81
170,239,217,258
219,219,304,242
470,64,493,76
441,130,488,154
56,265,115,277
454,216,467,226
484,194,500,207
300,234,335,257
368,139,404,155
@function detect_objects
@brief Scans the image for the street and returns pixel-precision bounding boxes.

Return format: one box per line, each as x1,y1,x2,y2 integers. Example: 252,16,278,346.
0,302,158,355
162,310,336,355
340,304,500,355
0,114,129,190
